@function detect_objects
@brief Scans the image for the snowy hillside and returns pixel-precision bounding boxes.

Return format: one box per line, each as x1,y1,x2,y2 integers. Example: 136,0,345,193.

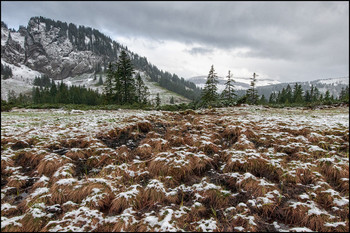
1,58,190,104
1,17,200,102
315,77,349,85
188,75,281,92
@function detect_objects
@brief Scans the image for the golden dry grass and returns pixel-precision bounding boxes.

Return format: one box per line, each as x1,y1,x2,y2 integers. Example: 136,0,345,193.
1,106,349,232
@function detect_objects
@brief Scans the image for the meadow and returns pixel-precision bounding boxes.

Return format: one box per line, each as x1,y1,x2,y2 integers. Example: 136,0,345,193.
1,105,349,232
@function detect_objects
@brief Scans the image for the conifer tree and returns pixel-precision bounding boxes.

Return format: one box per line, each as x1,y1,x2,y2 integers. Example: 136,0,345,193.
170,96,175,104
135,73,149,104
246,72,258,104
259,94,267,104
98,75,103,85
304,90,311,103
285,84,293,104
156,93,161,108
104,62,115,104
201,65,219,105
221,70,236,106
116,50,135,104
269,92,276,104
293,83,303,103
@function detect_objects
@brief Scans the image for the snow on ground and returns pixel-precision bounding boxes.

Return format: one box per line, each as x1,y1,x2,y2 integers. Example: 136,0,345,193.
1,59,42,100
1,106,349,232
317,77,349,85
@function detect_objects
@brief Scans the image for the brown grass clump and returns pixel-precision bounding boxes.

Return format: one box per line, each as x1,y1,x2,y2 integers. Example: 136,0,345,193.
167,135,186,147
148,151,213,184
134,143,152,160
13,151,46,171
141,137,169,152
233,135,256,151
70,183,113,209
136,121,152,133
318,161,349,194
60,137,90,149
10,140,31,150
221,125,241,142
65,149,87,160
50,179,78,204
199,142,219,156
37,153,64,177
200,189,230,210
1,157,14,175
114,145,133,164
19,213,49,232
109,185,141,215
7,176,29,190
283,201,333,232
295,168,317,185
284,127,311,137
148,152,193,183
224,155,282,183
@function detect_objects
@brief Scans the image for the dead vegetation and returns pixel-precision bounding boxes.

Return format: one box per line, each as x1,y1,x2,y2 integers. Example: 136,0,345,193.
1,106,349,232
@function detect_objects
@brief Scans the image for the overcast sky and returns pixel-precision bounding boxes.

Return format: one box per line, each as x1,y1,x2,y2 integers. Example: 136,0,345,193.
1,1,349,82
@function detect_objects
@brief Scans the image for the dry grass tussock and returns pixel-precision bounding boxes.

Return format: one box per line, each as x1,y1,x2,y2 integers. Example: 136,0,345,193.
1,106,349,232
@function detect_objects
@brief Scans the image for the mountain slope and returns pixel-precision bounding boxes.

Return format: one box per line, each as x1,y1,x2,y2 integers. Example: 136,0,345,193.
1,17,201,102
188,75,281,92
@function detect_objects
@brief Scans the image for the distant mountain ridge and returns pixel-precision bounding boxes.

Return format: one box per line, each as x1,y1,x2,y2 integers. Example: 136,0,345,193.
239,76,349,98
188,75,281,92
1,16,201,101
189,75,348,98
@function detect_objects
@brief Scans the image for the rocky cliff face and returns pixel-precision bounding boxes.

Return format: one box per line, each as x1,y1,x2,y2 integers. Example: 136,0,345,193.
1,18,104,80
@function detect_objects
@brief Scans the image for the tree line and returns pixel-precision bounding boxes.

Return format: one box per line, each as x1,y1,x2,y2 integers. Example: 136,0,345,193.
32,16,201,101
1,63,13,80
200,65,349,107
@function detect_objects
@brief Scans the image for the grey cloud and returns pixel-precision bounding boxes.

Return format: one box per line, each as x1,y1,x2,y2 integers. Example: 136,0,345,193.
186,47,214,56
1,1,348,81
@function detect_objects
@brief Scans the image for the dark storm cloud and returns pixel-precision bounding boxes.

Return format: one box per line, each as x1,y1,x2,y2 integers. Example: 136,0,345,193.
1,1,348,80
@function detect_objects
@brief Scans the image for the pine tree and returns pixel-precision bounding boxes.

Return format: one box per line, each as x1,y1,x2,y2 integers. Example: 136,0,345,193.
104,62,115,104
246,72,258,104
49,80,57,103
285,84,293,104
304,90,311,103
293,83,303,103
135,73,149,104
201,65,219,105
156,93,161,108
170,96,175,104
221,70,236,106
259,94,267,105
116,51,135,104
98,75,103,85
269,92,276,104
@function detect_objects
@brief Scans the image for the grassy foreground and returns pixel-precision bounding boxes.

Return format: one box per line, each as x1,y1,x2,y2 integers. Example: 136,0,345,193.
1,106,349,232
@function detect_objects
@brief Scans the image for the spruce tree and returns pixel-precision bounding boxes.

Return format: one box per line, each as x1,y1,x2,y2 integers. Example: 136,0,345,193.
116,51,135,104
135,73,149,104
201,65,219,105
246,72,258,104
156,93,161,108
98,75,103,85
285,84,293,104
304,90,311,103
259,94,267,105
104,62,115,104
221,70,236,106
269,92,276,104
293,83,303,103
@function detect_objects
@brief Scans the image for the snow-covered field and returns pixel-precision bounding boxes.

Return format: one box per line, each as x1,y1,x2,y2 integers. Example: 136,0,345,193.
1,106,349,232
